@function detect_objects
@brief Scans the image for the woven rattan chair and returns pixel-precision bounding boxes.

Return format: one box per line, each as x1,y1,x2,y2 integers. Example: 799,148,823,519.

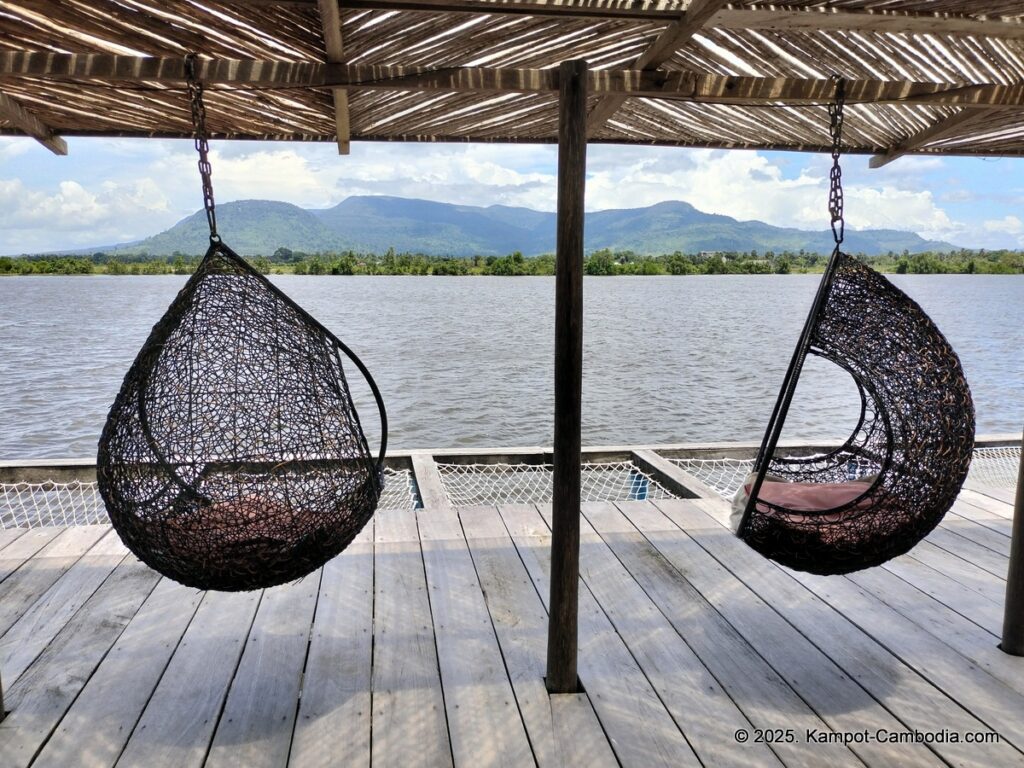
735,80,974,575
735,253,975,575
97,58,387,591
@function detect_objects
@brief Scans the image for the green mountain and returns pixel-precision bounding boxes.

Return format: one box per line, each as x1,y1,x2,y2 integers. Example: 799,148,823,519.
109,196,955,257
114,200,342,256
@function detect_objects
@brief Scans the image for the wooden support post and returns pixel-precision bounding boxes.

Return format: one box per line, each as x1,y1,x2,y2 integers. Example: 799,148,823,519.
317,0,350,154
1000,426,1024,655
546,58,587,695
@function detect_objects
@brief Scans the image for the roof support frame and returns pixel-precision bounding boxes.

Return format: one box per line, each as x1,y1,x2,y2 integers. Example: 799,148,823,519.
4,53,1024,109
0,89,67,155
585,0,727,136
317,0,351,154
869,107,989,168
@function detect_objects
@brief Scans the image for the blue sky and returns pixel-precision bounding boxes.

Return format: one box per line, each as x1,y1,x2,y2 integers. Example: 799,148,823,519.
1,135,1022,255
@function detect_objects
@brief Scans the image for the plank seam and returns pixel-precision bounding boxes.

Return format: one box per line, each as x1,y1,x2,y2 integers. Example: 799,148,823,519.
23,563,163,768
411,509,457,768
283,565,329,766
878,560,1002,639
106,581,207,768
198,588,268,766
3,548,132,686
491,505,628,767
647,498,953,766
456,506,541,767
529,503,707,768
588,502,803,768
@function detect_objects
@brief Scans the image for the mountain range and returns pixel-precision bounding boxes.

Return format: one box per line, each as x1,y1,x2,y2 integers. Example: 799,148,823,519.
99,196,954,258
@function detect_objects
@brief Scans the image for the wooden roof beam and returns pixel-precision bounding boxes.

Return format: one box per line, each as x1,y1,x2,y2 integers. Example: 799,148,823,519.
5,54,1024,108
586,0,727,136
869,107,990,168
318,0,350,154
0,90,67,155
234,1,1024,40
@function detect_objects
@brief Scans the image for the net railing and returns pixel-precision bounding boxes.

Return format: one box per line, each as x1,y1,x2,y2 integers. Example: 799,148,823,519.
968,446,1021,490
436,461,675,508
0,467,419,530
2,447,1015,528
671,445,1021,500
669,458,753,499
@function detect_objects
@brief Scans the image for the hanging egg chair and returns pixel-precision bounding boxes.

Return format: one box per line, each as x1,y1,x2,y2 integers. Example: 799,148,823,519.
733,79,975,576
97,56,388,591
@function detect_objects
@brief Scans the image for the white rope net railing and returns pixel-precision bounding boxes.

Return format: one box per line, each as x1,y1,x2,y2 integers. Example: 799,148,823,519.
436,461,675,508
0,480,108,529
2,448,1015,529
968,446,1021,490
669,458,753,499
379,468,420,511
671,445,1021,500
0,467,419,530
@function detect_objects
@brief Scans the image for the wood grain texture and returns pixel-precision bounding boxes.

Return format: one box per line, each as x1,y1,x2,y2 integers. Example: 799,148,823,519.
601,500,863,768
419,505,534,767
659,498,1017,768
205,575,321,768
116,589,263,768
564,502,783,768
0,525,109,636
1,529,127,686
547,58,587,695
31,578,204,768
372,507,452,768
0,527,63,584
460,505,617,768
289,525,374,768
0,559,160,768
502,503,702,768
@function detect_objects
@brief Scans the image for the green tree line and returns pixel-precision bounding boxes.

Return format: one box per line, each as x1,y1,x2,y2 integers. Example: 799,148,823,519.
2,245,1022,276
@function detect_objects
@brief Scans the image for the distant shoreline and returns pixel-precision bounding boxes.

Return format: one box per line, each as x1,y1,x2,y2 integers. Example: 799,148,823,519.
2,247,1022,276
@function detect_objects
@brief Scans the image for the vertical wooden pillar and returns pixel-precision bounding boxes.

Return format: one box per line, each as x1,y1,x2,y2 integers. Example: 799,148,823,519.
546,58,588,694
1001,426,1024,655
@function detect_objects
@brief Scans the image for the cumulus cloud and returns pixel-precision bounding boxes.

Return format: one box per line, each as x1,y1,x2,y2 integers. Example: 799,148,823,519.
0,138,33,162
983,215,1024,235
0,177,173,253
581,146,965,244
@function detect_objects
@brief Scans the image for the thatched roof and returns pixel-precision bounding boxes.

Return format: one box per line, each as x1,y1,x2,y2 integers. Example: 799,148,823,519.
1,1,1023,165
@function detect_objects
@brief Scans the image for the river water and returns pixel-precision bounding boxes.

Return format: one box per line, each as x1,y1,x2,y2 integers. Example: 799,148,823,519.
1,274,1020,459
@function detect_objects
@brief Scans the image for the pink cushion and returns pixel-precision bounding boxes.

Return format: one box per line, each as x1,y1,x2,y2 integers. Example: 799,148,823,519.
755,479,872,512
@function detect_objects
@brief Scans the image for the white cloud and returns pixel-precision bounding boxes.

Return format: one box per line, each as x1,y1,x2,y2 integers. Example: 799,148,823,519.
0,177,173,253
983,215,1024,235
581,147,964,244
0,138,33,161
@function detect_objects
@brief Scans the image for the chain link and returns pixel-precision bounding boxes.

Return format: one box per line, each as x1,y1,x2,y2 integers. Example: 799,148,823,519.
827,77,845,247
185,54,220,243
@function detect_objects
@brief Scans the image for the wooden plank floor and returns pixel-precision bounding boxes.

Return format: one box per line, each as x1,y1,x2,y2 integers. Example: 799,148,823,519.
0,484,1021,767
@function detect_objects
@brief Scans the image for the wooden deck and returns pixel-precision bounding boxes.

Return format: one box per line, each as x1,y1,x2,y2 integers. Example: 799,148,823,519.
0,484,1021,767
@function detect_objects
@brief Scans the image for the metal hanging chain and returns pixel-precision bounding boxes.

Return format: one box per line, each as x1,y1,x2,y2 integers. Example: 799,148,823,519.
185,54,219,243
828,77,846,248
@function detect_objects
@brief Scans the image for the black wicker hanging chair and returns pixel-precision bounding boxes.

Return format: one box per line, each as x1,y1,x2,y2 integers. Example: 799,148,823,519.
97,56,387,591
733,80,975,576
